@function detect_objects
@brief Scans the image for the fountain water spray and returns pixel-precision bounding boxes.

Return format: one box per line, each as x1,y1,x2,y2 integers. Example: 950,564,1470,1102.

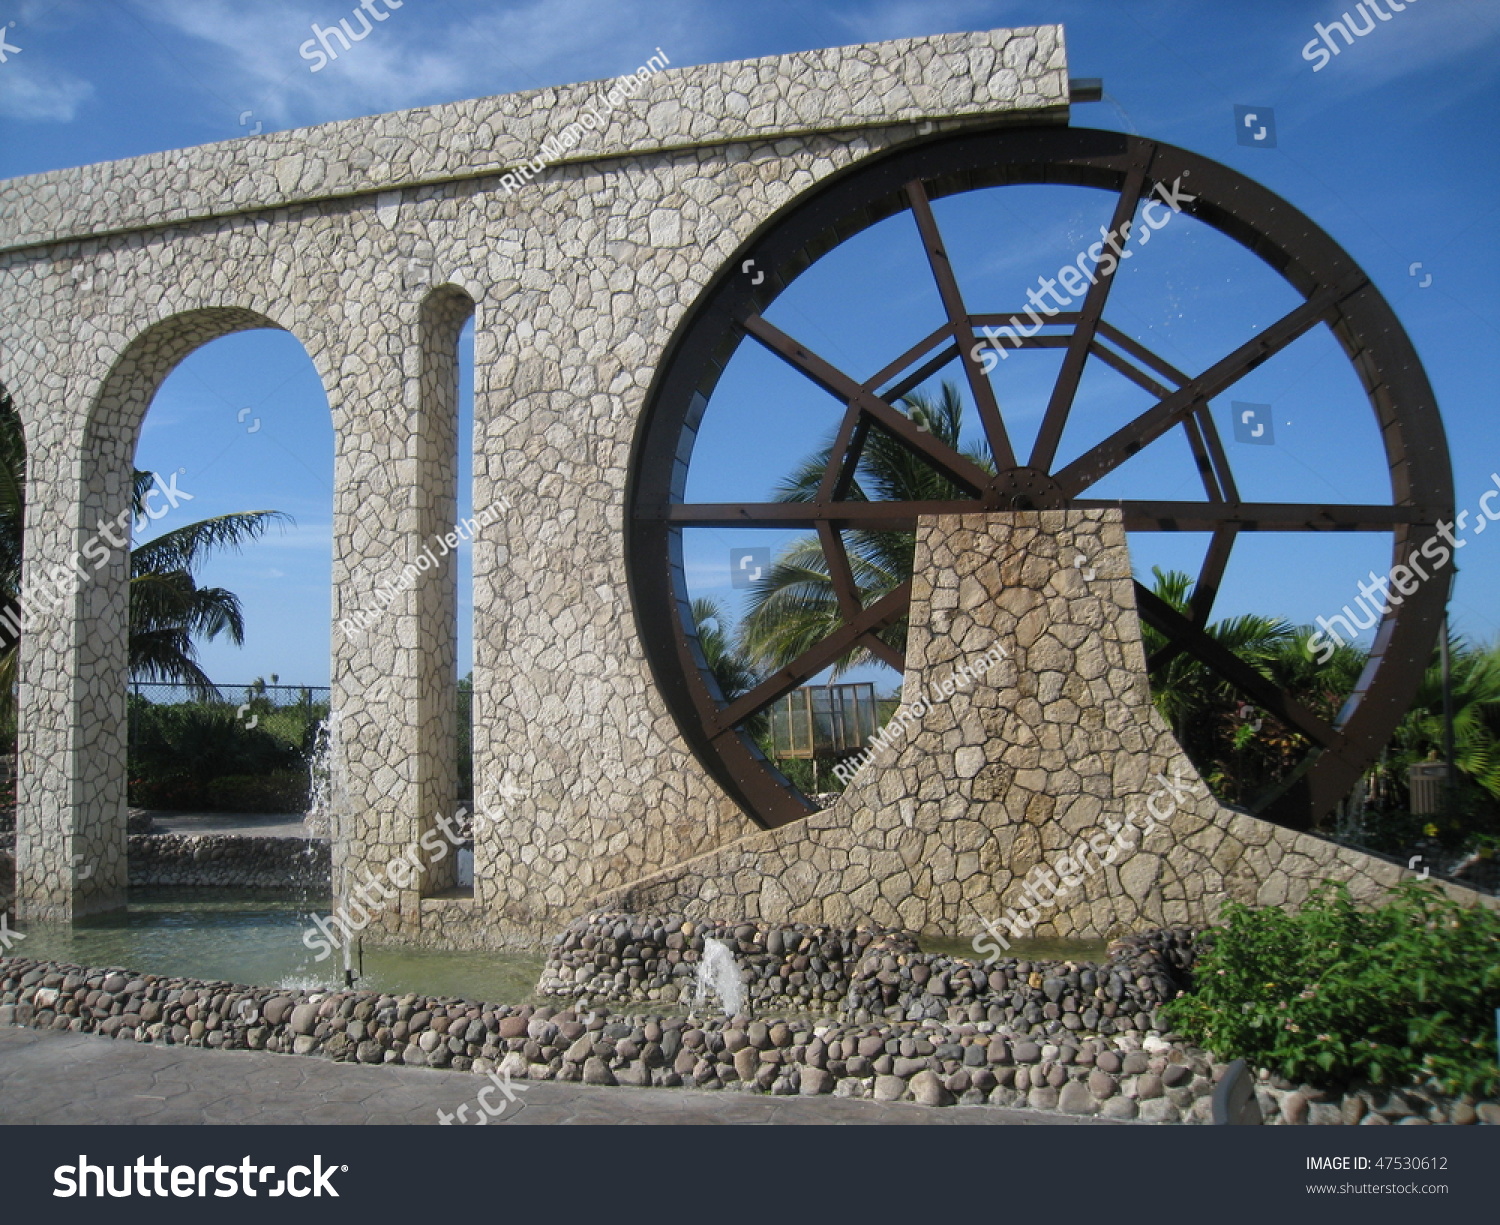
688,937,745,1019
306,712,356,987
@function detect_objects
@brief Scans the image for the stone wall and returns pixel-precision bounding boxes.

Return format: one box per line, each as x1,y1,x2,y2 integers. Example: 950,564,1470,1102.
590,511,1499,939
535,911,1187,1040
0,26,1071,936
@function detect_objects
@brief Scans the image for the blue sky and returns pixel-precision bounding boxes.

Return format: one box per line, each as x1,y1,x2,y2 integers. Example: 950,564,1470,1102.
2,0,1497,691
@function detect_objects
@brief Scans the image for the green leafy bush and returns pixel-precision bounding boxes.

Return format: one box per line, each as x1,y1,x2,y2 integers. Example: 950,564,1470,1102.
1164,881,1500,1098
128,699,306,812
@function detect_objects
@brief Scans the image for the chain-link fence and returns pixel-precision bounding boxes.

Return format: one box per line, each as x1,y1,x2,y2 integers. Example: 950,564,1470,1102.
126,681,475,811
127,681,330,750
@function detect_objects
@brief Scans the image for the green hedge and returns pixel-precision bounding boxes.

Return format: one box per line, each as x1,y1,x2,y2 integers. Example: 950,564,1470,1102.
1164,881,1500,1098
128,698,308,812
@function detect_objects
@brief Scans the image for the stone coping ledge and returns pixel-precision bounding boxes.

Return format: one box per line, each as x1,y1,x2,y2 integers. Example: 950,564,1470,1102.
0,26,1067,252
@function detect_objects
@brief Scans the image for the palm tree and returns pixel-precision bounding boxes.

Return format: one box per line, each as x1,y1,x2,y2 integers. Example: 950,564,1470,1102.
692,597,765,738
1380,637,1500,802
739,381,992,674
126,467,289,693
0,385,288,720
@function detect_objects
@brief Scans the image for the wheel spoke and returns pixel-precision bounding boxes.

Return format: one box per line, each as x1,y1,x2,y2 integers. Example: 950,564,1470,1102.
859,631,906,671
1054,276,1367,495
862,322,952,394
1082,500,1435,531
1146,526,1237,671
1134,583,1340,749
817,522,862,618
744,314,995,496
905,180,1017,469
1030,154,1153,471
713,582,912,730
652,499,984,528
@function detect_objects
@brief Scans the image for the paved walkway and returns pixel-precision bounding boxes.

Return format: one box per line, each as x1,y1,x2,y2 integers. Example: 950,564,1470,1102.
144,812,318,839
0,1028,1128,1126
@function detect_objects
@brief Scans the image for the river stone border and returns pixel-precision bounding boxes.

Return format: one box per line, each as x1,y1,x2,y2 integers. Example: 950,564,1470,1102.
125,834,330,890
4,948,1492,1123
538,912,1191,1039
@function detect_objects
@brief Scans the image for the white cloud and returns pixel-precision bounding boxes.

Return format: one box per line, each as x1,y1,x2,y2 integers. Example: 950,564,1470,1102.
0,60,94,121
134,0,715,128
1295,1,1500,94
828,0,1021,46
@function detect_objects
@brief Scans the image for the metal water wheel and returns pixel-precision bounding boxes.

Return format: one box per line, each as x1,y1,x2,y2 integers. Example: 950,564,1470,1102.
627,126,1452,833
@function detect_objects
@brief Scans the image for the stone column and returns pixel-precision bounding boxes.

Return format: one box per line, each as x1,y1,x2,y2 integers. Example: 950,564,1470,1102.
14,411,133,922
328,277,469,941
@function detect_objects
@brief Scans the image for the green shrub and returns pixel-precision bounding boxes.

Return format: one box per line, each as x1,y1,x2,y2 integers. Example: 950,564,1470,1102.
128,699,306,811
1164,880,1500,1098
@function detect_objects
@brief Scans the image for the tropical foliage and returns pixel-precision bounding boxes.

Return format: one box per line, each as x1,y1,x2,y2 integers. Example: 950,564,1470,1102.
0,382,288,728
1165,881,1500,1097
738,382,992,676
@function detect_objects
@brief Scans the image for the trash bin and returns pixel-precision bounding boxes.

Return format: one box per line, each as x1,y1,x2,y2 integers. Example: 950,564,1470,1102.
1408,762,1449,816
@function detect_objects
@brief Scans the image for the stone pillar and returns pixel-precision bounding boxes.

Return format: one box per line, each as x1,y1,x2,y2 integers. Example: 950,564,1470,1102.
14,417,133,922
590,510,1486,935
328,283,467,940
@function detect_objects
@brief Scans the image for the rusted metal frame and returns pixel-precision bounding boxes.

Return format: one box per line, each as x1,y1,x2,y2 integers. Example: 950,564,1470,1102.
817,520,863,619
743,314,993,496
1145,526,1238,672
904,180,1017,470
1134,583,1340,748
862,322,953,394
711,581,913,731
1030,154,1154,472
657,499,988,528
1055,278,1364,497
